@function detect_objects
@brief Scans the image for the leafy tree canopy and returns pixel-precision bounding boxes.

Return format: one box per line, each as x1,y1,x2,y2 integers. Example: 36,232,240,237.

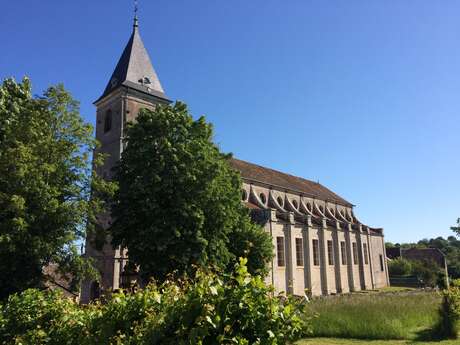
0,78,114,299
111,102,273,282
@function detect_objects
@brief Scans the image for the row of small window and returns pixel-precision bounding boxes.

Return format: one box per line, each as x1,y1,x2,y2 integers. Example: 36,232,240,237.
276,237,383,270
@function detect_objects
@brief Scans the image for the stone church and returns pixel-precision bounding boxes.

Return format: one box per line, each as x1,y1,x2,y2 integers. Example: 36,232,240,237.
81,17,389,303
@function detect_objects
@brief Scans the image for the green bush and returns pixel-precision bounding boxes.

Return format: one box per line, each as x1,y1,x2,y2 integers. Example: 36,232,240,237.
0,288,89,344
411,260,442,288
388,258,413,276
0,258,313,344
435,282,460,339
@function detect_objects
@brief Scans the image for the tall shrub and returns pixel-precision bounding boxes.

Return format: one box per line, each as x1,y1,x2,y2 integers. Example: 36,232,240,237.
435,279,460,339
411,260,442,287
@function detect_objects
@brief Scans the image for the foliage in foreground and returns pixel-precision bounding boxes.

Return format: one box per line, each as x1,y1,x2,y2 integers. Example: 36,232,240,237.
0,258,313,345
0,78,114,299
111,102,273,282
434,279,460,339
308,291,441,340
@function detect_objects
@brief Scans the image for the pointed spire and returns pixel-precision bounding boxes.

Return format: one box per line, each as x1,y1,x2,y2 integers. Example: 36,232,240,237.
97,4,168,102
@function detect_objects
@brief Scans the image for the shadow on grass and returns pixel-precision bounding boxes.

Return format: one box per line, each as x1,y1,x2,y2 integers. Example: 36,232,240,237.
413,328,442,342
413,326,459,343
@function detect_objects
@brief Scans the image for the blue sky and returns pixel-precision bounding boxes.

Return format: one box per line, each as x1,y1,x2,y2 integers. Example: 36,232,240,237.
1,1,459,243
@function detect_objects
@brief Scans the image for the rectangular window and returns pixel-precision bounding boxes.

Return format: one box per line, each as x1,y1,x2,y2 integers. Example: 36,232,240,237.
363,243,369,265
352,242,358,265
295,238,304,266
340,241,347,265
312,239,320,266
276,237,285,267
327,240,334,265
379,254,384,271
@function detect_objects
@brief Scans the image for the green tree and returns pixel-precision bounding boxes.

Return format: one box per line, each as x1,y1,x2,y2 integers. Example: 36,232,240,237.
0,78,113,299
451,218,460,236
111,102,273,282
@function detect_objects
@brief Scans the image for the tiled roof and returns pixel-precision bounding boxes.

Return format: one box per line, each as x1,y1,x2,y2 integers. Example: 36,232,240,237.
230,158,353,207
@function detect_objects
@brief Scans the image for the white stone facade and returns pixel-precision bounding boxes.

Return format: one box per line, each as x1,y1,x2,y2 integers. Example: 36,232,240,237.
241,182,389,296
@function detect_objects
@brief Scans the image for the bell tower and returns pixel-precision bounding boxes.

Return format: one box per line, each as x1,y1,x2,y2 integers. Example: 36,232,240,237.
81,14,170,303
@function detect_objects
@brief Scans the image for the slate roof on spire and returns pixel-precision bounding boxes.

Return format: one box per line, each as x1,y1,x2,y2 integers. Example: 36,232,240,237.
97,20,168,102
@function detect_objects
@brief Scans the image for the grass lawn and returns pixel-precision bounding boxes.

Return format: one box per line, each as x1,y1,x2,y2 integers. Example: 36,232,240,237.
307,290,442,340
297,337,459,345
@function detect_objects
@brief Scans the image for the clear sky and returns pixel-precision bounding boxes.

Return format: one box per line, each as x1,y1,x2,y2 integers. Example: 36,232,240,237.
1,1,459,244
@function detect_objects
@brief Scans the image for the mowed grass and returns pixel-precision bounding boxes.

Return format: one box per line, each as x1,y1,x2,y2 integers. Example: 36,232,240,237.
297,337,459,345
307,291,441,340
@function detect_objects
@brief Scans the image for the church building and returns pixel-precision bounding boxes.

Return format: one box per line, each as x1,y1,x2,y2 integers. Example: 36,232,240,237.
81,17,389,303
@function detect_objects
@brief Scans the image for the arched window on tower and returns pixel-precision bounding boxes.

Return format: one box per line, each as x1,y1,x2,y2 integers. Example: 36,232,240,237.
104,110,112,133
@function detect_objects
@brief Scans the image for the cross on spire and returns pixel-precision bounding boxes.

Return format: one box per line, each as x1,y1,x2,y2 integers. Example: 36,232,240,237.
134,0,139,28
